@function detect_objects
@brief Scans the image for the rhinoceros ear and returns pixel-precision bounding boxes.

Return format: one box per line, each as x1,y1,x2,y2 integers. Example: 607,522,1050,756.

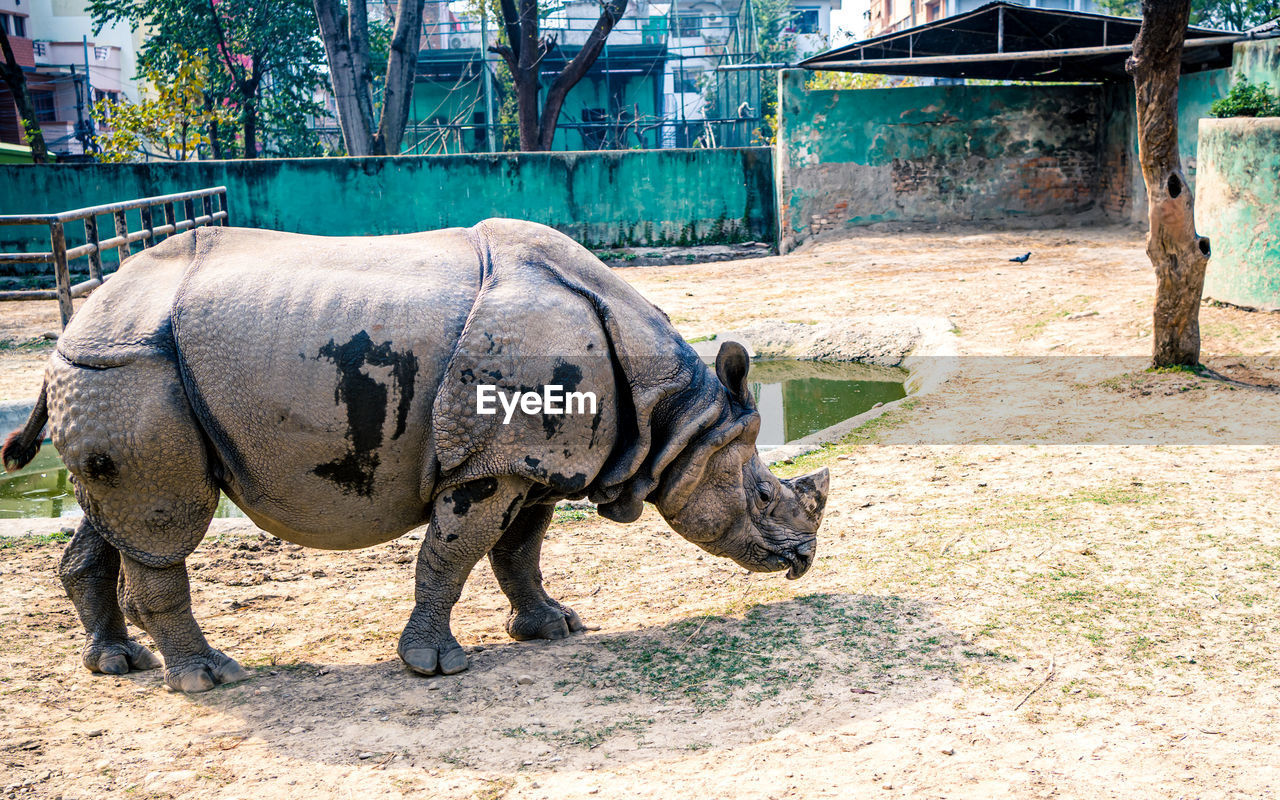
715,341,752,407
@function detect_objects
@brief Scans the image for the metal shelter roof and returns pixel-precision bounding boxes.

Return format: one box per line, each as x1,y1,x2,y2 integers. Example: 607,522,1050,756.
799,2,1244,82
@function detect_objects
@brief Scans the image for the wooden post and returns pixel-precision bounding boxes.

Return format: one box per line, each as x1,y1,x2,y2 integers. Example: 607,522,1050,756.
140,205,154,248
49,221,74,328
1126,0,1212,368
113,210,131,260
83,214,103,283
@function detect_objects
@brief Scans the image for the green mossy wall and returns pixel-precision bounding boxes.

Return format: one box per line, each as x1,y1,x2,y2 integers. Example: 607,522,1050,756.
1198,117,1280,310
0,147,775,276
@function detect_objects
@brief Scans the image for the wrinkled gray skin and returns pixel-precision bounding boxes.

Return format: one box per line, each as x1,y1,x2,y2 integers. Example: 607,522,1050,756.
2,219,828,693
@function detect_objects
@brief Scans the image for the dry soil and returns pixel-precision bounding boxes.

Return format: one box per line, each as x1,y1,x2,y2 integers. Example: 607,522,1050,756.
1,225,1278,799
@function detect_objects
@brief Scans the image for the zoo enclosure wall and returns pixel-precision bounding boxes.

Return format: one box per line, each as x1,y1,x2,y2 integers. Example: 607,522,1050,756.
776,38,1280,252
0,147,775,279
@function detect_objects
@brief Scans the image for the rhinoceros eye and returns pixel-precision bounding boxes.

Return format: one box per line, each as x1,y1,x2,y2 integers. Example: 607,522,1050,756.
756,481,774,506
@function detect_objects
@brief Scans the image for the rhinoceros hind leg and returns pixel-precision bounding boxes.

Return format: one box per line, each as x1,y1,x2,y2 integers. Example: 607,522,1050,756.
399,476,528,677
51,354,230,692
489,503,588,642
58,518,161,675
119,555,250,692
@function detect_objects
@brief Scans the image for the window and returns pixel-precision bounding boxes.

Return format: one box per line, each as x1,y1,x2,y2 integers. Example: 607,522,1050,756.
674,69,702,94
32,92,55,123
32,41,45,57
672,14,701,37
790,8,820,34
94,46,109,61
13,15,24,37
0,13,9,35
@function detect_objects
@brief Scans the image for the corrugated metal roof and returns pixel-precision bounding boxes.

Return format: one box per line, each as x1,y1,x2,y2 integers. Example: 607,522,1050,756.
800,2,1243,82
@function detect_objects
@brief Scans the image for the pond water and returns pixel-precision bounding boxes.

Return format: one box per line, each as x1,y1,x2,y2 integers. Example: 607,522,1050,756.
0,359,905,519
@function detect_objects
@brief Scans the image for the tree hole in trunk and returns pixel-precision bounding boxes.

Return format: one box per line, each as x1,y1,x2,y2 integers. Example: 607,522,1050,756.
1198,237,1211,257
1167,173,1183,198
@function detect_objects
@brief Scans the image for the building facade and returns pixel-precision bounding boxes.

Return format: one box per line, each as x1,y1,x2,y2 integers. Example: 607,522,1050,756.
0,0,141,155
865,0,1101,38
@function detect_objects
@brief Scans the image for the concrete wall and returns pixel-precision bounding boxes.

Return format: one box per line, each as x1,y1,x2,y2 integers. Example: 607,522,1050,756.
1199,118,1280,310
776,72,1107,251
0,147,775,275
775,50,1266,249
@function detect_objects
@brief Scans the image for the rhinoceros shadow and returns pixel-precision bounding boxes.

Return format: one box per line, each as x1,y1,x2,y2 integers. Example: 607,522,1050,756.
181,592,988,772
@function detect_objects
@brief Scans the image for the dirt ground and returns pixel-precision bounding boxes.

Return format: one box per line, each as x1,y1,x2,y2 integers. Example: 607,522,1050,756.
2,224,1279,799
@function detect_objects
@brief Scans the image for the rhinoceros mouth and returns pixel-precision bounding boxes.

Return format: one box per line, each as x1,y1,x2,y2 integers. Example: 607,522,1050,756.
784,549,813,580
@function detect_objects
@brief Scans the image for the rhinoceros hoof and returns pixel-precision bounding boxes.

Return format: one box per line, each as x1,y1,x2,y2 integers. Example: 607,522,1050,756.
507,601,586,642
400,644,469,677
82,636,162,676
163,649,251,693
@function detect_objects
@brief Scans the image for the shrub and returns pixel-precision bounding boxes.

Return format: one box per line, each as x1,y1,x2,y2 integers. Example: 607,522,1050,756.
1209,79,1280,118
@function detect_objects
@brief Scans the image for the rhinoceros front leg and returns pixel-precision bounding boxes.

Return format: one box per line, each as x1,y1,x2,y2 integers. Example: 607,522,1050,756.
488,503,587,641
58,518,161,675
399,476,528,677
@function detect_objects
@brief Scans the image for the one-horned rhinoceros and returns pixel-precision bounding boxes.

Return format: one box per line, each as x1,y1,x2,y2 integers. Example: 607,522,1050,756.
2,219,829,693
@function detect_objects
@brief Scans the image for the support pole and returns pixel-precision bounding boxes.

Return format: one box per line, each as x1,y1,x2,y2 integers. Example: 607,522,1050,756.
83,214,102,282
482,13,496,152
113,210,130,260
1126,0,1211,367
50,222,73,328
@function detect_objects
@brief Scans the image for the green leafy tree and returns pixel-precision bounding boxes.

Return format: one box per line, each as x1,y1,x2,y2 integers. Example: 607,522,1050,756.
92,50,238,161
1098,0,1280,30
749,0,797,144
88,0,327,158
804,71,917,90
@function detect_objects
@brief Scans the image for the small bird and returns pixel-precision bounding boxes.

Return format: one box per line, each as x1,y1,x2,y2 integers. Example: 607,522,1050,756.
1009,252,1031,263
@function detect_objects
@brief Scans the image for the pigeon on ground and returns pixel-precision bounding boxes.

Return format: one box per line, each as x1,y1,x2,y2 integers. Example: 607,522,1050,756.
1009,252,1031,263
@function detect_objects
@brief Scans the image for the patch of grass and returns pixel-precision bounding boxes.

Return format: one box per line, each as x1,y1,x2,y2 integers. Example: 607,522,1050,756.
0,337,54,352
471,778,515,800
772,398,921,478
577,593,956,708
1146,363,1211,378
553,505,593,524
686,334,717,344
1067,483,1159,506
0,528,73,549
504,716,652,750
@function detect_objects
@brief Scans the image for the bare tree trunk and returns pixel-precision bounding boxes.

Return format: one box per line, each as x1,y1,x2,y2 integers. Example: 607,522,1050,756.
243,100,258,159
0,26,49,164
514,0,541,150
491,0,628,151
537,0,627,150
204,93,223,159
373,0,425,155
314,0,377,155
1126,0,1212,368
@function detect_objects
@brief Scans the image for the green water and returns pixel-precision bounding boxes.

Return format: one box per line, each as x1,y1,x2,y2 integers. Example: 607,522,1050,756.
0,360,906,519
748,359,907,447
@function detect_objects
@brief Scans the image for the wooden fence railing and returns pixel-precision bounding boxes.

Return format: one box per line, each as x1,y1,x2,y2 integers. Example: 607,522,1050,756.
0,187,229,328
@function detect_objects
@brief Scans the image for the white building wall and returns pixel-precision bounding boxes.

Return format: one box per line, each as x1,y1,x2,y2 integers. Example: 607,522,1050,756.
23,0,141,103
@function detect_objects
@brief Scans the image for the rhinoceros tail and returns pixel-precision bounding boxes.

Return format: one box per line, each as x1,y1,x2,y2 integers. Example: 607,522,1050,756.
3,380,48,472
